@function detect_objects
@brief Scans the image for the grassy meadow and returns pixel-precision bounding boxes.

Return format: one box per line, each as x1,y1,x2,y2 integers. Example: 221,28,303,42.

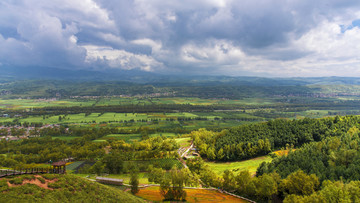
206,156,273,175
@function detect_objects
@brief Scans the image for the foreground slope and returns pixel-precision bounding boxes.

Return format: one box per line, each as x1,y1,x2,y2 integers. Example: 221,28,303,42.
0,174,144,202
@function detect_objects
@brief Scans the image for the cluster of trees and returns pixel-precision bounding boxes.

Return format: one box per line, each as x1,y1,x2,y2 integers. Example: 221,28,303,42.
186,156,360,202
0,124,181,170
185,157,319,201
148,166,198,201
191,116,360,161
0,137,107,168
257,126,360,182
191,129,272,161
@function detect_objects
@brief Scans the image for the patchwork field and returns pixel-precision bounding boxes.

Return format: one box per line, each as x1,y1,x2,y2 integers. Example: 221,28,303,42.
206,155,273,175
0,99,95,109
0,97,275,110
0,112,208,124
136,186,248,202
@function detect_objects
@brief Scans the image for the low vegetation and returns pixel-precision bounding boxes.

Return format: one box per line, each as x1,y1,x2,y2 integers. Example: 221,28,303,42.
0,174,144,202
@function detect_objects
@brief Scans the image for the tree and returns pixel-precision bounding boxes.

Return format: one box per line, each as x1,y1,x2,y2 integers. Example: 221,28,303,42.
150,167,196,201
254,173,278,201
222,170,236,191
90,161,105,176
280,170,319,196
217,148,225,160
235,170,252,194
186,157,205,174
130,172,140,194
206,147,216,160
148,166,166,184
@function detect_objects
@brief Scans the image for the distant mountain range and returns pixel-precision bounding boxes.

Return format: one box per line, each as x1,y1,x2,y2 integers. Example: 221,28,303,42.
2,66,360,86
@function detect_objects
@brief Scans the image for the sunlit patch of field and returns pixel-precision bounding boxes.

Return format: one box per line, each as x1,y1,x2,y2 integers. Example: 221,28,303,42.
272,149,296,156
136,186,248,202
175,137,192,147
206,155,273,175
0,99,95,110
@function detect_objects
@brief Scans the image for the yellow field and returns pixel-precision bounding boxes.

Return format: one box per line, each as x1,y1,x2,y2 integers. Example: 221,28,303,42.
272,149,296,156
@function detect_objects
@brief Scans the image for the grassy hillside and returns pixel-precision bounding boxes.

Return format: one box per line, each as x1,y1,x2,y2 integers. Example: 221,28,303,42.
0,174,144,202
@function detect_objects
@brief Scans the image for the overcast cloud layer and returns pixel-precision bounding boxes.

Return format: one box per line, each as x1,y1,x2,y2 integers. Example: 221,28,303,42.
1,0,360,77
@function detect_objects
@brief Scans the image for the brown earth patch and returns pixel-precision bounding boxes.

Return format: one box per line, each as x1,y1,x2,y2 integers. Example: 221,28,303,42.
6,175,58,190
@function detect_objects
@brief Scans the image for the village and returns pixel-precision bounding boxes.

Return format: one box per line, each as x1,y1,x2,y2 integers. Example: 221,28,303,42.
0,124,61,141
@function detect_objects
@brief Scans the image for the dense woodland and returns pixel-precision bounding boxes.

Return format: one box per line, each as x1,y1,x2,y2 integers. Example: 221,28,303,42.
192,116,360,161
186,117,360,202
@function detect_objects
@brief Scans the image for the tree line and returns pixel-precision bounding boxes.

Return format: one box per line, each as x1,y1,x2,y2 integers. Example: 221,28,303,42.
192,116,360,161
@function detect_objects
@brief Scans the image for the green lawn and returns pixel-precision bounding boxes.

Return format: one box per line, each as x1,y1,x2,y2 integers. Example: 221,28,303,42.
175,137,192,147
206,155,273,175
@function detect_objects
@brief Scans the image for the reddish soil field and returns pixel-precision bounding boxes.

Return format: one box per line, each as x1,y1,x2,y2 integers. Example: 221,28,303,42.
136,186,248,203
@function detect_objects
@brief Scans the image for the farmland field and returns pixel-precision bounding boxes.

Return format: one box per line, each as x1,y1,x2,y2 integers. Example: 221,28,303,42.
0,112,209,124
51,136,81,141
0,99,94,109
0,97,275,110
136,186,248,202
206,155,273,175
97,134,142,143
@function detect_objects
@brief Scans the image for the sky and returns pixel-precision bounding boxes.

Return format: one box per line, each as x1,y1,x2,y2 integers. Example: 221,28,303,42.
1,0,360,77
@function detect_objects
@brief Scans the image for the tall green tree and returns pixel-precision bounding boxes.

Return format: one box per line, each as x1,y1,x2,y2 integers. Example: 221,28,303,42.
130,172,140,194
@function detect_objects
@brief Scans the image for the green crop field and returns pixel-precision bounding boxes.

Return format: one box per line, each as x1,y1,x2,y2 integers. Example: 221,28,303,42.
66,161,86,171
0,97,276,110
0,99,95,110
206,155,273,175
0,112,206,124
100,134,142,143
51,136,81,141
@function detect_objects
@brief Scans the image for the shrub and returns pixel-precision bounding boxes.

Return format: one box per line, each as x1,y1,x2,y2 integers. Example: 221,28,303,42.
9,177,23,185
23,175,36,181
48,182,62,189
37,177,46,184
42,174,58,180
0,179,9,192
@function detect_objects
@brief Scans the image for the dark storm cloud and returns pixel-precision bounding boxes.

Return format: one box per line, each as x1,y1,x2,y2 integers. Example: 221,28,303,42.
1,0,360,76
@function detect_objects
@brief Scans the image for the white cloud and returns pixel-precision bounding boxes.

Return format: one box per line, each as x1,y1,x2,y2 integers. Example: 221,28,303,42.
83,45,163,71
